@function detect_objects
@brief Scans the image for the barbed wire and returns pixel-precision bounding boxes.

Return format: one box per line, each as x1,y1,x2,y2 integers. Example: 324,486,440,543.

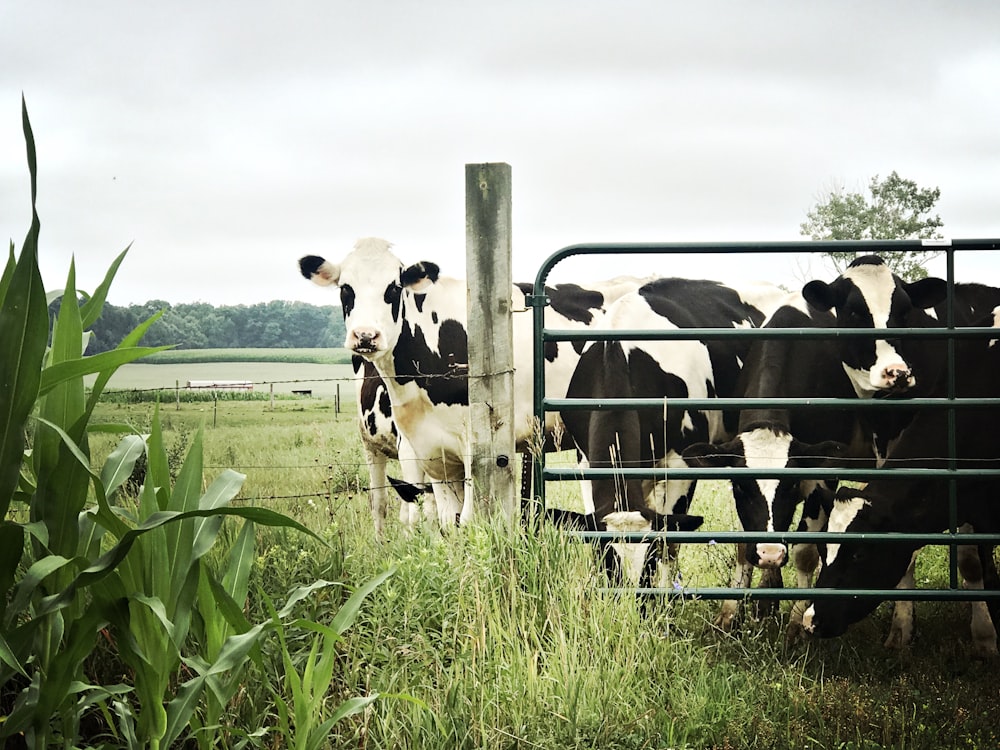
92,368,516,396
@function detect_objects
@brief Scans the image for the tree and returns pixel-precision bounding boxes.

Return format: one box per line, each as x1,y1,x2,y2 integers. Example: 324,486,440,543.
800,171,944,280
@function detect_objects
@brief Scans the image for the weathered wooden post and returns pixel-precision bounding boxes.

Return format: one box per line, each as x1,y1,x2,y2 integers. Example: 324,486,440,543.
465,162,516,520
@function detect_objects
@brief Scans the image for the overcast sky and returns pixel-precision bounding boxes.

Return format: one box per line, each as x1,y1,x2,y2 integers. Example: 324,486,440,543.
2,1,998,307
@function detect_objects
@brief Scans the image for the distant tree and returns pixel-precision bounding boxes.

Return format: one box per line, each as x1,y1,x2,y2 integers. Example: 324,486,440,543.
800,171,945,280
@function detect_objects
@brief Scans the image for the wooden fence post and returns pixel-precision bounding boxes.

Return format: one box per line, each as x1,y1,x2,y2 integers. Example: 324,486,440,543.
465,162,516,520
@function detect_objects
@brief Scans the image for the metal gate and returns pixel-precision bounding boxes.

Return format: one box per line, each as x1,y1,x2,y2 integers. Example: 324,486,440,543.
528,239,1000,604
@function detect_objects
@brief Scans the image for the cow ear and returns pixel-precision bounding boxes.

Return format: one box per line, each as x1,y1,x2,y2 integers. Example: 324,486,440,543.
904,276,948,310
681,442,735,467
400,261,441,291
802,279,837,311
789,439,848,467
299,255,341,287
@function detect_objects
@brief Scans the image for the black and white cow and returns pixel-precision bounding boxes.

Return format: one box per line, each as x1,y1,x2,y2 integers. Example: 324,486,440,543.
561,276,786,586
680,262,996,633
300,237,649,530
801,308,1000,657
681,295,869,630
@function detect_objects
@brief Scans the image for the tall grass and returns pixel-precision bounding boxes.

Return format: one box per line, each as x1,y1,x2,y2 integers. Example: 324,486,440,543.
82,396,1000,749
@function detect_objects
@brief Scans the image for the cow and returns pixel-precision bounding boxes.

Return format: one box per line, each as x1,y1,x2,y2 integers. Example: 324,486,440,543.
560,276,787,589
801,308,1000,657
681,264,998,635
681,295,870,631
300,237,652,530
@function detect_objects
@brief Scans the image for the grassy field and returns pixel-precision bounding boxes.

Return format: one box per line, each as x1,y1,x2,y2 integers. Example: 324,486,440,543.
138,347,354,365
86,391,1000,750
86,359,359,400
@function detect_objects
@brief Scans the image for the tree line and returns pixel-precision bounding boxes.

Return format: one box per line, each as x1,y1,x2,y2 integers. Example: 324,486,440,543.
84,299,346,353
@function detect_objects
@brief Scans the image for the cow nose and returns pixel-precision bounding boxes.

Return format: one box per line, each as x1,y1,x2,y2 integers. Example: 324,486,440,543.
349,328,380,353
801,605,817,633
878,363,912,389
755,543,787,569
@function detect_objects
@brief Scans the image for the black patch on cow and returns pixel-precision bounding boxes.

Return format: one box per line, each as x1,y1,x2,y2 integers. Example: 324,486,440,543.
848,254,885,269
432,311,439,324
413,293,426,313
400,261,440,287
298,255,326,279
393,316,469,406
383,282,402,323
340,285,356,318
364,410,378,437
546,283,607,325
939,282,1000,325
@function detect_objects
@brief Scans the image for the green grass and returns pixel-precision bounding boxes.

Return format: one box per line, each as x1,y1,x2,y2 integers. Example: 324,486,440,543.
86,397,1000,750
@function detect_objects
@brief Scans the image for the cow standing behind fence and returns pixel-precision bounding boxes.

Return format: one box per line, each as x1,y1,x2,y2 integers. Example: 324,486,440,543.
300,237,655,531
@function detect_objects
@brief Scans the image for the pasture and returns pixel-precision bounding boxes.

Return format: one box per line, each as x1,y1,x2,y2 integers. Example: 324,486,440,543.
86,373,1000,750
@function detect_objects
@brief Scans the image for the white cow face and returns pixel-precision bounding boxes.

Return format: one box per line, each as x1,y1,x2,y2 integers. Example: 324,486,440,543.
299,237,438,361
802,256,947,397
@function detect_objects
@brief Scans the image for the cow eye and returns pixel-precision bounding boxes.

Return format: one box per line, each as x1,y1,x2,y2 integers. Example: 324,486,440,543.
384,282,402,305
340,285,356,316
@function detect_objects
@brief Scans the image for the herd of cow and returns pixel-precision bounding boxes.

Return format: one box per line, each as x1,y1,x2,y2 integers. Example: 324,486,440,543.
300,237,1000,657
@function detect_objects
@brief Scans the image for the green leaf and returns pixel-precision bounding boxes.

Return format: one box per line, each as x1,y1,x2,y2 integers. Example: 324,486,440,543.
327,694,379,727
0,102,48,518
39,346,170,396
0,630,27,678
330,566,396,636
79,245,130,329
99,434,146,499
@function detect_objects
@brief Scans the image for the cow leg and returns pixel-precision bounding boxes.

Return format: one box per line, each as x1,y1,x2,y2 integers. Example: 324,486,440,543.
364,445,390,539
716,543,754,632
396,437,428,534
884,551,919,649
957,534,999,659
787,541,821,642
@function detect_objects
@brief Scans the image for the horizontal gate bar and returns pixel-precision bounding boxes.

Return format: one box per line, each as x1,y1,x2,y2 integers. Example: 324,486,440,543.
564,530,1000,544
544,396,1000,411
544,467,1000,480
542,326,998,342
601,587,1000,602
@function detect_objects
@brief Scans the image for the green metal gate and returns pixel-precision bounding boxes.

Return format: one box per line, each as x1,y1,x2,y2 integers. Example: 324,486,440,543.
528,239,1000,603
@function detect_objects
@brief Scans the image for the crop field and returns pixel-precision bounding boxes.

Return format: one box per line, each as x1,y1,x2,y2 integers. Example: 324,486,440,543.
85,384,1000,750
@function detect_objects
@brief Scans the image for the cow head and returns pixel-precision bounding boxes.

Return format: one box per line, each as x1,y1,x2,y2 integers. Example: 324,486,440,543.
683,426,846,569
299,237,441,360
802,255,947,398
800,485,918,638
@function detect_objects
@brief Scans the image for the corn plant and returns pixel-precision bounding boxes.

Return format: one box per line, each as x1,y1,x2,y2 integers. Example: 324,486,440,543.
0,99,327,749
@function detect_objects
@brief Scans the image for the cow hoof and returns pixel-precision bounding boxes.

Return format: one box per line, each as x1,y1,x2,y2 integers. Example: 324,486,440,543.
883,626,914,650
971,642,999,661
784,621,808,646
713,604,739,633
